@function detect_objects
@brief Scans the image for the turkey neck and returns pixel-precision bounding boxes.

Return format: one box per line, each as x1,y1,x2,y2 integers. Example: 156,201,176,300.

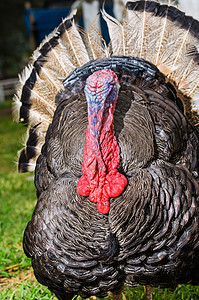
77,69,127,214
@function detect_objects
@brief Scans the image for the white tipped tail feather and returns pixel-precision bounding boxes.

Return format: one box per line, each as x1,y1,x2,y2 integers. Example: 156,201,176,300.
103,1,199,101
14,1,199,172
13,11,92,172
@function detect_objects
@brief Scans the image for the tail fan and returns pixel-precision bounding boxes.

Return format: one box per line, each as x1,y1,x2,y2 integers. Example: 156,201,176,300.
14,1,199,172
13,10,106,172
102,0,199,124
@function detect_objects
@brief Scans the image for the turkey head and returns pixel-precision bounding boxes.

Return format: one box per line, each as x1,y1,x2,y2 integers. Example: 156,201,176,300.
77,69,127,214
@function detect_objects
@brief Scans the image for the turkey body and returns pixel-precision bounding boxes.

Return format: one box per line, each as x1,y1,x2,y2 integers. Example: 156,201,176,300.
23,56,199,299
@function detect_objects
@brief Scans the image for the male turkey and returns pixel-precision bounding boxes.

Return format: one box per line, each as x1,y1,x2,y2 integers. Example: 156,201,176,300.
14,1,199,299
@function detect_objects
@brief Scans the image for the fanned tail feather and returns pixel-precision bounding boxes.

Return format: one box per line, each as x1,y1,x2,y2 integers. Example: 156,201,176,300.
14,1,199,172
13,10,97,172
103,0,199,122
101,8,125,56
86,14,109,59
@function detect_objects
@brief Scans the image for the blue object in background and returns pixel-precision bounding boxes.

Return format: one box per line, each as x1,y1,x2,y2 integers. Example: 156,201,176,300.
25,8,72,44
25,4,114,46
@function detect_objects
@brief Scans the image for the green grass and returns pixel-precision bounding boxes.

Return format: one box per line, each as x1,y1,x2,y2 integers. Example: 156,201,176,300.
0,102,199,299
0,282,55,300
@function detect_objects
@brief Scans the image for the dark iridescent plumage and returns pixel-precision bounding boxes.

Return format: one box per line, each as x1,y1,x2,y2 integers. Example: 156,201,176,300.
23,56,199,299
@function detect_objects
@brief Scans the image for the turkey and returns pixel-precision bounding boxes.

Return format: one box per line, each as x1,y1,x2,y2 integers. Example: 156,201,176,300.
13,1,199,299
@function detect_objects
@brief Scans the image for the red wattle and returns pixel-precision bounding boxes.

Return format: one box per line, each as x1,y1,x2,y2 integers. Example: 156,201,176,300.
76,175,90,197
76,69,127,214
77,122,127,214
97,198,110,215
105,173,127,197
